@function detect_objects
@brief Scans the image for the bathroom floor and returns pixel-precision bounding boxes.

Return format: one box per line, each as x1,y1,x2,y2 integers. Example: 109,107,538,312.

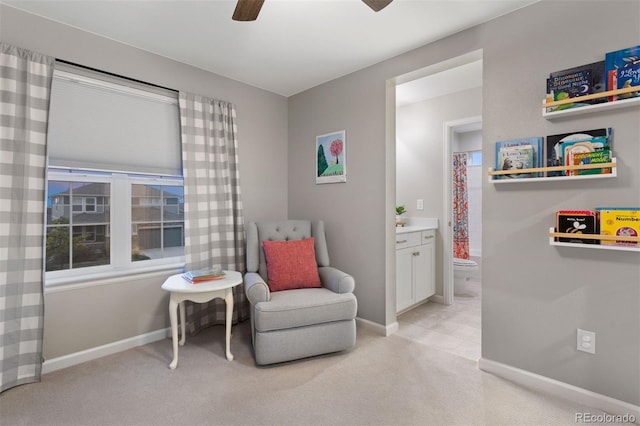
396,277,481,361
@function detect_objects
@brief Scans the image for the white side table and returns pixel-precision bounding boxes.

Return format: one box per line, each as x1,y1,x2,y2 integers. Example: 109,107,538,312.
161,270,243,369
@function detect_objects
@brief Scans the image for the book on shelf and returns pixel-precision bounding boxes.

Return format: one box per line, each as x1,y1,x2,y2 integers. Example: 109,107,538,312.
494,137,543,179
555,210,599,244
546,61,606,111
605,45,640,101
569,148,612,176
545,128,612,177
182,267,226,283
496,145,534,179
560,136,609,176
596,207,640,246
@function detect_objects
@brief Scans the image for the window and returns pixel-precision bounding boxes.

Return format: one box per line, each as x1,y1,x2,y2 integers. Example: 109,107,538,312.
469,150,483,166
47,177,111,272
46,169,184,282
131,183,185,262
44,64,183,286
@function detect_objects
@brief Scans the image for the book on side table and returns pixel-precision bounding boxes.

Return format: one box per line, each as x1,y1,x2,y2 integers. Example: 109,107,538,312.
182,267,226,284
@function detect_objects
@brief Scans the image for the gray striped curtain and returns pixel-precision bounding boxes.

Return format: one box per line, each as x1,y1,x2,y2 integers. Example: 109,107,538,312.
178,92,249,333
0,43,54,392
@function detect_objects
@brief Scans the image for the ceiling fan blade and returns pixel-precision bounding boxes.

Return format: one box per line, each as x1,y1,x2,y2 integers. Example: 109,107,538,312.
232,0,265,21
361,0,393,12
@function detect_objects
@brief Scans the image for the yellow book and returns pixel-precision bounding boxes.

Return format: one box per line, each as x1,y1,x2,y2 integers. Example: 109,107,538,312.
597,208,640,246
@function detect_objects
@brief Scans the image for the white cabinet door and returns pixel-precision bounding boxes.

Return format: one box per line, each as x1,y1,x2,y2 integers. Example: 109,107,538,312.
396,229,436,313
414,241,435,302
396,247,414,312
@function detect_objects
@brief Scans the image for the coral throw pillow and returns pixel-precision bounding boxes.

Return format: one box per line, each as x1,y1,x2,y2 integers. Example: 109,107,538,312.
262,238,322,292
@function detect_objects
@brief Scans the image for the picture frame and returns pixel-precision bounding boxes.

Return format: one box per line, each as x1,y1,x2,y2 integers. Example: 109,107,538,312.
316,130,346,184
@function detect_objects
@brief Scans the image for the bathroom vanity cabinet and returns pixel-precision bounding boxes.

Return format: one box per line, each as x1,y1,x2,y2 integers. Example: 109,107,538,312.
396,228,435,313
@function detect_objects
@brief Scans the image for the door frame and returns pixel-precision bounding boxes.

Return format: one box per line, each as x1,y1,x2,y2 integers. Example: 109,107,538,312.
385,49,483,327
442,116,482,305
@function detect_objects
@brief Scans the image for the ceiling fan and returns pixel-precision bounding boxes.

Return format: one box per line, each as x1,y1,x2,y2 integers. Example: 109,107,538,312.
232,0,393,21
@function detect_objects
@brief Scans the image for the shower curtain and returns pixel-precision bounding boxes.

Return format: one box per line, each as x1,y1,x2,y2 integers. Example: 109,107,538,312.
452,152,470,260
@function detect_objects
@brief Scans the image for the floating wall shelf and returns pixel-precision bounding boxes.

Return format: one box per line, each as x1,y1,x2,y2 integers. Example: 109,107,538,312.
548,228,640,252
488,158,617,183
543,86,640,120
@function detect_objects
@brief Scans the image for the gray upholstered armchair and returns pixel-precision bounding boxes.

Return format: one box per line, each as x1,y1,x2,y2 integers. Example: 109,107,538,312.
244,220,357,365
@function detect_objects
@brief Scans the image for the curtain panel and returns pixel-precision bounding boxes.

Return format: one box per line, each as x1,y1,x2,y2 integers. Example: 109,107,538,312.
179,92,249,333
0,43,54,392
452,152,470,260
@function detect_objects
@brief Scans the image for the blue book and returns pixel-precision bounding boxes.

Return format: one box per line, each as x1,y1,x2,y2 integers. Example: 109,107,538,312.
546,61,606,110
494,137,543,179
605,45,640,100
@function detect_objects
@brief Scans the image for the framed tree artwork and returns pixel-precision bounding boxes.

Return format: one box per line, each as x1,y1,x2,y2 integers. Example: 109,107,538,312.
316,130,346,184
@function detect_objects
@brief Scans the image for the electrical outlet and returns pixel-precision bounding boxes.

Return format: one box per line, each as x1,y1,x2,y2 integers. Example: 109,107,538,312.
577,329,595,354
417,199,424,210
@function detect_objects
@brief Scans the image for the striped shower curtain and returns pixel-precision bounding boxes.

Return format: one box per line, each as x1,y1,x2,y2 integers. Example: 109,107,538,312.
178,92,249,333
452,152,470,260
0,43,54,392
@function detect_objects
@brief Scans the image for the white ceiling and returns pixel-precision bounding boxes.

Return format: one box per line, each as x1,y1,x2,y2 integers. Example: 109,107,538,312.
3,0,538,97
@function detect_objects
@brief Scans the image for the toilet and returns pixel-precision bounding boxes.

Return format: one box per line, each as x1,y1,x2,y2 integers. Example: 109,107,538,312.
453,257,479,293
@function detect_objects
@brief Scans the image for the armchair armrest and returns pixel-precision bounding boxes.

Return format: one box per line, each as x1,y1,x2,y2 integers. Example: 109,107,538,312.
244,272,270,305
318,266,355,294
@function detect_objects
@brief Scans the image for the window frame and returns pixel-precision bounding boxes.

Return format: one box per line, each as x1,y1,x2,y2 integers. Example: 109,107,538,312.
45,169,185,288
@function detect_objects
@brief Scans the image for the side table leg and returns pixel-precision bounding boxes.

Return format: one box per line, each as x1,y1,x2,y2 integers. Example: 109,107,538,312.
225,289,234,361
169,296,179,369
179,301,186,346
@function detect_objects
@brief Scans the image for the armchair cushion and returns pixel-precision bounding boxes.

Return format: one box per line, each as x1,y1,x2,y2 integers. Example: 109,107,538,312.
262,238,322,292
254,288,357,332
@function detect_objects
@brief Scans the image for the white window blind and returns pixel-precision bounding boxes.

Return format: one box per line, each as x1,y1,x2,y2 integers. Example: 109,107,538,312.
47,64,182,176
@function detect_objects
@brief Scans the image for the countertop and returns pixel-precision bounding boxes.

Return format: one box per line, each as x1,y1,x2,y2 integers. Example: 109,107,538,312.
396,225,437,234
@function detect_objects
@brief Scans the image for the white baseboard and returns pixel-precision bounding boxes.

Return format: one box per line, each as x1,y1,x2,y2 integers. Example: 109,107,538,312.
356,317,398,336
42,327,171,374
479,358,640,422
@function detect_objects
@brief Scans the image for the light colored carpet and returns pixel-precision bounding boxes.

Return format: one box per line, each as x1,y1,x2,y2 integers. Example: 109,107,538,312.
0,321,606,425
398,281,482,361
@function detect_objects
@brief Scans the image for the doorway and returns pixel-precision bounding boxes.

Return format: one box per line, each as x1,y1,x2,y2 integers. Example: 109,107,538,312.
387,51,483,359
443,117,482,305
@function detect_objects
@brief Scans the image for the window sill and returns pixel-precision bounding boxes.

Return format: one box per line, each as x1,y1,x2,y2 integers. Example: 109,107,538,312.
44,261,186,293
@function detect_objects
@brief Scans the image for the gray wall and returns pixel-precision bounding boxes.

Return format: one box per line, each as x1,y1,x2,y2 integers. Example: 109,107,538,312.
481,1,639,406
1,4,289,359
288,0,639,405
396,87,482,295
